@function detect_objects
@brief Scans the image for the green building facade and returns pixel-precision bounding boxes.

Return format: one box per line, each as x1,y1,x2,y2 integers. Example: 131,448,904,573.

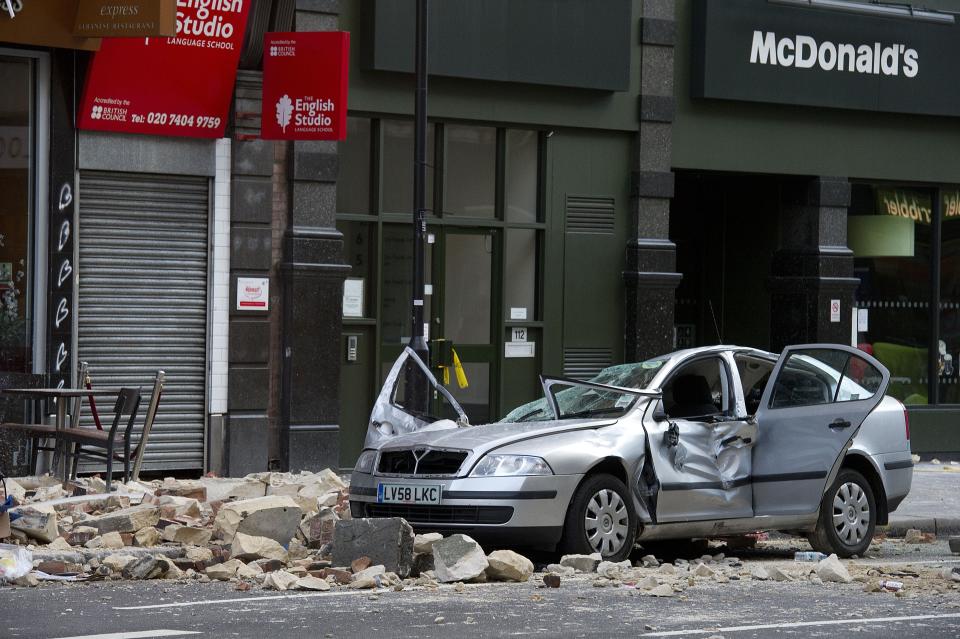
334,0,960,466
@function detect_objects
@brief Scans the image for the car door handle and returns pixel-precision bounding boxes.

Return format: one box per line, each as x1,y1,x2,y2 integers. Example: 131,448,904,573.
829,418,852,430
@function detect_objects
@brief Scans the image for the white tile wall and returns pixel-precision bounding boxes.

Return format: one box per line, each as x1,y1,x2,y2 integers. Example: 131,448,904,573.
210,138,232,414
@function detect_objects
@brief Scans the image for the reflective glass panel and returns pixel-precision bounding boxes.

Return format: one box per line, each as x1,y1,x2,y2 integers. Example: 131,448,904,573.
444,125,495,218
505,129,538,223
336,117,371,214
849,185,931,405
382,120,435,214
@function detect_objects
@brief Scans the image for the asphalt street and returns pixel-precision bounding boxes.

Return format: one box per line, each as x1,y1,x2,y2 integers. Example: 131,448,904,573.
5,539,959,639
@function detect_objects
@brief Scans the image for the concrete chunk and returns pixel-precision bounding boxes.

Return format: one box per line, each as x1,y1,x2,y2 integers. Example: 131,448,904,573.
486,550,534,582
10,507,59,543
559,553,602,573
264,570,299,591
134,527,161,547
213,496,301,545
170,526,212,547
231,533,288,562
87,505,160,535
296,575,331,591
432,534,488,583
332,518,415,578
414,533,443,555
816,554,852,583
206,559,244,581
199,477,266,502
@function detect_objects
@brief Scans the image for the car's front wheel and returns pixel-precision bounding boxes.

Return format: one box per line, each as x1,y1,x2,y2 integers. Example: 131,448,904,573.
808,468,876,558
561,473,637,562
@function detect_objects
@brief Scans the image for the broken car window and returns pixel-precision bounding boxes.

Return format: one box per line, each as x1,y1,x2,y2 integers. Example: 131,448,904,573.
501,359,665,422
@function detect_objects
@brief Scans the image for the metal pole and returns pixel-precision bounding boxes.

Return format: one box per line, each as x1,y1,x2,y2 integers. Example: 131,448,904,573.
406,0,430,411
929,186,942,405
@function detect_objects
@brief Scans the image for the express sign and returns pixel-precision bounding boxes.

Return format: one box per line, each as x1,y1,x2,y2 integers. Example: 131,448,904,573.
261,31,350,141
78,0,250,138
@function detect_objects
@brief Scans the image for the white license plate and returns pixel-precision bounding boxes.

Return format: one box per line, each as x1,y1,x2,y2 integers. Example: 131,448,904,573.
377,483,442,505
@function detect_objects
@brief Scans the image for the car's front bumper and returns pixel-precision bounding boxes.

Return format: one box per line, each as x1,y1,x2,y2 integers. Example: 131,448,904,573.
348,472,583,548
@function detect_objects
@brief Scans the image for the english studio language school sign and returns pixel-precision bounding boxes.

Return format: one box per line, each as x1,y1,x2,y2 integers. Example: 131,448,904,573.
78,0,251,138
261,31,351,141
692,0,960,117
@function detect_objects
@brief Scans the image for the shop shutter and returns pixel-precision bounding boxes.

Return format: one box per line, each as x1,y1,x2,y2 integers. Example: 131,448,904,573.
77,171,209,471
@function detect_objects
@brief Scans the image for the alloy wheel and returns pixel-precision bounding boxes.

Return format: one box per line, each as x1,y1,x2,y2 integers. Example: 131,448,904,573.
832,481,870,546
584,488,629,556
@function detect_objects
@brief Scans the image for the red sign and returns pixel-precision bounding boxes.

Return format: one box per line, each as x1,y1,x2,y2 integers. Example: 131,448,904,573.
261,31,350,141
78,0,251,138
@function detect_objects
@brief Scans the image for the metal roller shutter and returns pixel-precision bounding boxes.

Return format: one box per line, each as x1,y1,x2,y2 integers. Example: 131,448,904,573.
78,171,209,471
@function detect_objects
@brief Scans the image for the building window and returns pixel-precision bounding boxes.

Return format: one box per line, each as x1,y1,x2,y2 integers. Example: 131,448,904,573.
848,184,960,406
0,55,36,373
336,117,373,215
443,124,496,218
336,117,545,421
381,119,435,215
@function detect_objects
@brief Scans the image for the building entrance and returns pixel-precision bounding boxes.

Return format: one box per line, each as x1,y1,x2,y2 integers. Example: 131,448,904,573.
671,172,780,352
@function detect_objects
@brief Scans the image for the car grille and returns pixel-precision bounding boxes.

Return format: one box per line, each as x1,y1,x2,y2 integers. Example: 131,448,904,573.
364,503,514,525
377,449,468,476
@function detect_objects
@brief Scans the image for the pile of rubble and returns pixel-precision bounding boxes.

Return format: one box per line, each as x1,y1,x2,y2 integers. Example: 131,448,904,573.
2,472,959,598
0,471,534,590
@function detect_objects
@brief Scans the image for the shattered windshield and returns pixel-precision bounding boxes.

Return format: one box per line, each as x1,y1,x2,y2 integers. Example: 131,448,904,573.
502,359,666,423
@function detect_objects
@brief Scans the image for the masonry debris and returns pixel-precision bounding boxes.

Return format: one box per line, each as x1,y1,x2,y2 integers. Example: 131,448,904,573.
1,471,958,602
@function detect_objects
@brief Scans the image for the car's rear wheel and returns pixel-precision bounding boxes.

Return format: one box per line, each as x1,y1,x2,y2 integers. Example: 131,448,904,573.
561,474,637,561
808,468,876,558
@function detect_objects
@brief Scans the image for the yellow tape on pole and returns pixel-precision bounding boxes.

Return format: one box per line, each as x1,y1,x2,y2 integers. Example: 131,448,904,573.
452,348,469,389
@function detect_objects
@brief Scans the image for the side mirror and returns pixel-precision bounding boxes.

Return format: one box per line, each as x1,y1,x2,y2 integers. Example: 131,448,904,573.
652,407,669,422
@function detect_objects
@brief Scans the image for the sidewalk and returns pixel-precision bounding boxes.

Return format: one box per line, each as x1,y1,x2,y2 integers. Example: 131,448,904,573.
884,462,960,537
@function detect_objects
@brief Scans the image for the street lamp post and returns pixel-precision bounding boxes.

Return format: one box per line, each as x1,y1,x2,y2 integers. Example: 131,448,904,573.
406,0,430,411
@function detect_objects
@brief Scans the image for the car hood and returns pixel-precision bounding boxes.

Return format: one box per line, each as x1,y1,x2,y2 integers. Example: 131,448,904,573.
374,417,620,458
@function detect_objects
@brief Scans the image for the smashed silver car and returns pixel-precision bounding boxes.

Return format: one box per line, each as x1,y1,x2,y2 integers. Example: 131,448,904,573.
349,344,913,560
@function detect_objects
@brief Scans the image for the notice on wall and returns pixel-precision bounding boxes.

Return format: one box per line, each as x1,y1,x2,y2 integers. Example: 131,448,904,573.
78,0,251,138
261,31,350,140
857,308,869,333
237,277,269,311
505,342,535,359
830,299,841,323
342,278,364,318
510,307,528,321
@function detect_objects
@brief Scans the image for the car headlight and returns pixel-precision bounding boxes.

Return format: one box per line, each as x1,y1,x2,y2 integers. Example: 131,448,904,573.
355,450,377,474
470,455,553,477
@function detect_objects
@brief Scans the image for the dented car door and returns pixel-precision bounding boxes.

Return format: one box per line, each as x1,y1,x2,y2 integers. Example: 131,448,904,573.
643,354,756,522
751,345,890,517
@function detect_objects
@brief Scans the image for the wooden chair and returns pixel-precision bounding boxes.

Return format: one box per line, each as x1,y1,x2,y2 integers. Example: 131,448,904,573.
70,369,167,480
60,388,141,491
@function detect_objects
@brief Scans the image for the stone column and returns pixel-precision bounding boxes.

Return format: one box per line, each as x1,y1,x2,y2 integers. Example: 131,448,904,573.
624,0,682,361
769,176,859,351
279,0,350,471
225,71,274,476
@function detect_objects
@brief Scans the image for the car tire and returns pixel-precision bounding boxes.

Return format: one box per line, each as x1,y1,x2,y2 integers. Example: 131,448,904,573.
808,468,876,558
560,473,637,562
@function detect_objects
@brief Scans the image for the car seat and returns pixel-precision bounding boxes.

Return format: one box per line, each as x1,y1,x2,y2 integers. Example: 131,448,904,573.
669,374,719,419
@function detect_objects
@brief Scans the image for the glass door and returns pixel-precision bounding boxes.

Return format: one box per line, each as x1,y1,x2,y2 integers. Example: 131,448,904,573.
434,228,498,424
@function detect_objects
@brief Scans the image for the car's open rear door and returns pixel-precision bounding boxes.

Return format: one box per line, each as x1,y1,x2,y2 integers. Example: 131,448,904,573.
751,344,890,517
